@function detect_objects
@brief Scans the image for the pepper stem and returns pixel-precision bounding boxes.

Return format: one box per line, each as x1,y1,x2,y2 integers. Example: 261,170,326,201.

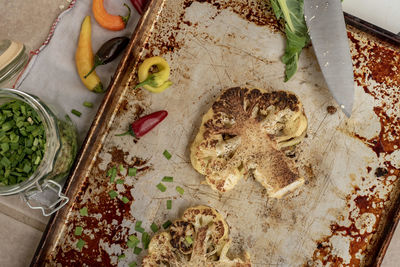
115,128,136,137
120,4,131,26
84,57,103,78
134,74,158,89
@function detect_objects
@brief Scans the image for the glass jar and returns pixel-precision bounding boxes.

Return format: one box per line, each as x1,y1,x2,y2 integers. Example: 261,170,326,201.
0,40,29,87
0,88,78,216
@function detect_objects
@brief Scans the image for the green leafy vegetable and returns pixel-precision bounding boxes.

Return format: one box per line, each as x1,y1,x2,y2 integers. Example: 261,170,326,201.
118,254,126,260
166,199,172,209
116,179,124,184
129,262,137,267
270,0,310,81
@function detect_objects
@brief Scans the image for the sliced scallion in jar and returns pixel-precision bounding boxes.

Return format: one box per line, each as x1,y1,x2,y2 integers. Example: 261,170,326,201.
0,100,46,186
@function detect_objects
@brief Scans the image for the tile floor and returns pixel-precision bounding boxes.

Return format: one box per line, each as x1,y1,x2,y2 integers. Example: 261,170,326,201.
0,0,399,266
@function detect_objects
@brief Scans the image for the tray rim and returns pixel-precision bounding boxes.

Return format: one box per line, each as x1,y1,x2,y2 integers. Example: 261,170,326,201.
30,4,400,266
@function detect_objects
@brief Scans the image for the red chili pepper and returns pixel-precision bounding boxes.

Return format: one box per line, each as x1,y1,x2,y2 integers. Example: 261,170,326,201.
130,0,147,15
116,110,168,138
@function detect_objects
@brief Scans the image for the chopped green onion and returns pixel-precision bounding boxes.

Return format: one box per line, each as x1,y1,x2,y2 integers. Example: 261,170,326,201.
129,262,137,267
135,221,145,233
128,167,137,176
162,220,172,229
71,109,82,117
163,150,172,159
150,222,159,233
118,254,126,260
83,101,93,108
79,207,88,216
116,179,124,184
121,196,129,204
142,232,150,249
119,164,125,173
74,226,83,236
176,186,184,195
162,176,173,182
76,238,85,250
185,236,193,245
133,247,142,255
108,190,118,199
166,199,172,210
107,166,117,183
128,235,140,248
156,183,167,192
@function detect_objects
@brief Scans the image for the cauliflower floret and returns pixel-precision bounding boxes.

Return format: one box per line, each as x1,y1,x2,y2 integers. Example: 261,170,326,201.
142,206,251,267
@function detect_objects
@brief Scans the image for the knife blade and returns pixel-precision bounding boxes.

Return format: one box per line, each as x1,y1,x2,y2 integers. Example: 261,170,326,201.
304,0,354,117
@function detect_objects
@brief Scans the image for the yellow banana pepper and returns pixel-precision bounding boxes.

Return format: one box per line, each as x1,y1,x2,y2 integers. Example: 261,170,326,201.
135,56,172,93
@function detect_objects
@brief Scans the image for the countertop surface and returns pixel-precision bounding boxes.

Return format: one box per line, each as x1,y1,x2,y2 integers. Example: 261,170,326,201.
0,0,399,266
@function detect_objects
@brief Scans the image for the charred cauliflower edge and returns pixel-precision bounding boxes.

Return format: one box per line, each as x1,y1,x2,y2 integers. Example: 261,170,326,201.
190,87,308,198
142,205,251,266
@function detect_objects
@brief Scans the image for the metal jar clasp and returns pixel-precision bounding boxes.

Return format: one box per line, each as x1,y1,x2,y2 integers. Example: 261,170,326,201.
21,180,69,216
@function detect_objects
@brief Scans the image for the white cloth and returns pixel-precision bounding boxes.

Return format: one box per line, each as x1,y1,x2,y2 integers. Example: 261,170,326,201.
16,0,140,144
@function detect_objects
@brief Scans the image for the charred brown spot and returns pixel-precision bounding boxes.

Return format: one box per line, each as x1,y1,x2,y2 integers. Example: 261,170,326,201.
326,105,337,114
375,167,388,177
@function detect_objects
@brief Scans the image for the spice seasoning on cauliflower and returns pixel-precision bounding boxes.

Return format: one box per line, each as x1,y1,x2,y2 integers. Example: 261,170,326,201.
142,205,251,266
190,87,308,198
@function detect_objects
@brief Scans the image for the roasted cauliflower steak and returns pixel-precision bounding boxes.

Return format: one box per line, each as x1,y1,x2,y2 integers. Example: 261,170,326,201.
142,206,251,267
190,87,307,198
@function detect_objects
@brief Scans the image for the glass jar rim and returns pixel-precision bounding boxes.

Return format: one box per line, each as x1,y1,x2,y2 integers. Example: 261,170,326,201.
0,88,61,195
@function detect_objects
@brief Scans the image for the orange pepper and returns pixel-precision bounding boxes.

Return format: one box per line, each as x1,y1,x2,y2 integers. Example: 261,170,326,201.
92,0,131,31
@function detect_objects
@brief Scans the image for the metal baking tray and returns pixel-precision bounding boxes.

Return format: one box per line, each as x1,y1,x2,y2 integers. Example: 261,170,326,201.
31,0,400,266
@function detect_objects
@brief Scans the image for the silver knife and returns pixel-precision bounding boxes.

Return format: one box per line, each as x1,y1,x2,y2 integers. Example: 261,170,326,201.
304,0,354,117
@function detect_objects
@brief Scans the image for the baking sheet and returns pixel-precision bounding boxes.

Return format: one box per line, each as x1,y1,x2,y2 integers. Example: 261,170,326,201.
32,0,400,266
